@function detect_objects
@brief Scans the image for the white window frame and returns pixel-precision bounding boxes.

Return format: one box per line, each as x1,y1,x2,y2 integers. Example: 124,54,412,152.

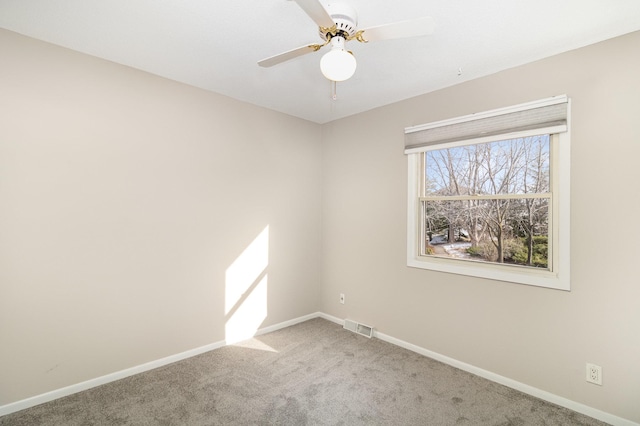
406,97,570,291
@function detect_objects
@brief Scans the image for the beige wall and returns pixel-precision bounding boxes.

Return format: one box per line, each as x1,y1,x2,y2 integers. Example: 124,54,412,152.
320,31,640,422
0,29,322,404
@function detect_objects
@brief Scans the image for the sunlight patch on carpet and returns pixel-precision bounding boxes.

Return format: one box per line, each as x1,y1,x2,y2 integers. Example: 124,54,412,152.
233,337,278,353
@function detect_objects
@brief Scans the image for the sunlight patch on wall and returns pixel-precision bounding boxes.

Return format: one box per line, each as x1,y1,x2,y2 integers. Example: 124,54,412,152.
224,226,269,345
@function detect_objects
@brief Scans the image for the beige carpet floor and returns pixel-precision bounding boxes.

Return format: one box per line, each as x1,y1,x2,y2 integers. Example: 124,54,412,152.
0,318,607,425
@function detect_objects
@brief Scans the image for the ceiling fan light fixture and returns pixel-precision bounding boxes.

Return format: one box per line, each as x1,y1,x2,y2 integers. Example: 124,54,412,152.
320,37,356,82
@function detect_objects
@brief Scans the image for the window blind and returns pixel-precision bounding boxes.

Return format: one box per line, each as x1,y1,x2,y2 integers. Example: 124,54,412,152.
404,95,568,154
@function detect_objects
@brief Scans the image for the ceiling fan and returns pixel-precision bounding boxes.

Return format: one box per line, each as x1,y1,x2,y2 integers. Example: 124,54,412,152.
258,0,435,82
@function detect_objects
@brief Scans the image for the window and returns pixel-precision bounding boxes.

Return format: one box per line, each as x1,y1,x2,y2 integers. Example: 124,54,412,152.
406,96,570,290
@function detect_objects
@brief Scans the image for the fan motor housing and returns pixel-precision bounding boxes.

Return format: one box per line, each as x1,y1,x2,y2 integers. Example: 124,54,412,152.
319,2,358,40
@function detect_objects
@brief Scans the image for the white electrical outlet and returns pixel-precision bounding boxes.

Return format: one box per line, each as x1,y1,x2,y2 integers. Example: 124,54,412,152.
586,363,602,385
339,293,345,304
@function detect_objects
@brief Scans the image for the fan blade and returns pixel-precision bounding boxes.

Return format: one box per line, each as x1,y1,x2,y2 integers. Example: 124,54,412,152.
357,16,435,43
294,0,334,29
258,44,322,68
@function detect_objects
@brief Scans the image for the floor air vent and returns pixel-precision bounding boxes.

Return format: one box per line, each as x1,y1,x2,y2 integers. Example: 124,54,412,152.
343,319,374,338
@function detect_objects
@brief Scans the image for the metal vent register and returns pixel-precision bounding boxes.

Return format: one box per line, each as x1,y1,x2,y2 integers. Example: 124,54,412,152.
343,319,374,338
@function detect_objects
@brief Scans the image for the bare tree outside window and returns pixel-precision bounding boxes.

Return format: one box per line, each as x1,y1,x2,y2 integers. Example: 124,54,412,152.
420,135,550,269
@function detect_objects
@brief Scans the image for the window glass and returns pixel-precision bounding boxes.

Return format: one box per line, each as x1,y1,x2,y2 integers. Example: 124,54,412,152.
420,135,551,269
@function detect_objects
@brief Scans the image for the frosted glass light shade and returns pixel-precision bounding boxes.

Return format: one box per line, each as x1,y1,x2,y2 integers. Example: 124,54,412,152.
320,49,357,82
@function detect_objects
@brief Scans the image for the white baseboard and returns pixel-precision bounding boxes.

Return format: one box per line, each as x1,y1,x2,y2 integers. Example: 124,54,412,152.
317,311,343,325
310,313,637,425
255,312,320,336
0,312,323,417
2,312,636,425
373,329,637,426
0,340,228,417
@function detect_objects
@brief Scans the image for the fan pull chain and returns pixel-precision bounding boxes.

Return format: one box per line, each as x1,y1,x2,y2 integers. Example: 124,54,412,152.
329,80,336,116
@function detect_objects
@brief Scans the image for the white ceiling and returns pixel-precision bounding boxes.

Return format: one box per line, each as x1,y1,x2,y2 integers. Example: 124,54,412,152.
2,0,640,124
